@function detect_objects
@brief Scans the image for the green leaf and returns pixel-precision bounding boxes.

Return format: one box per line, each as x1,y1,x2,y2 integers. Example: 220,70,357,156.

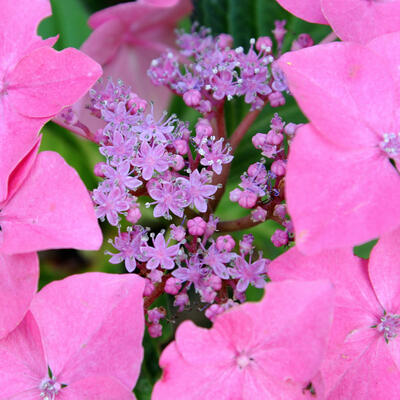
38,0,92,50
353,239,378,259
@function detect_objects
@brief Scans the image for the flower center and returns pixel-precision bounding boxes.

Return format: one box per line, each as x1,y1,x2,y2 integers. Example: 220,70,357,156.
380,133,400,159
236,352,253,369
377,313,400,342
39,377,61,400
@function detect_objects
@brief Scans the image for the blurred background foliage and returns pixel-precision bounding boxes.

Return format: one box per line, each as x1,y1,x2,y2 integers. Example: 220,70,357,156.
36,1,373,398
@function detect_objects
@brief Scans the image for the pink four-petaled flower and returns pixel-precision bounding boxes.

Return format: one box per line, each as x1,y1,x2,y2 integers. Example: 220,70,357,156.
279,33,400,254
153,280,334,399
0,273,145,400
269,228,400,399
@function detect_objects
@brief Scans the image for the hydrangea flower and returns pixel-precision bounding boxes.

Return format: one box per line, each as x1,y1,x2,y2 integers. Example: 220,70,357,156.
152,280,334,399
279,33,400,254
0,0,101,201
268,229,400,399
275,0,400,43
142,232,180,270
0,273,145,399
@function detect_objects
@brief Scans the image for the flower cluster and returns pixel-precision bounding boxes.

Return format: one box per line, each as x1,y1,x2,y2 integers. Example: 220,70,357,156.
148,25,289,112
89,77,285,334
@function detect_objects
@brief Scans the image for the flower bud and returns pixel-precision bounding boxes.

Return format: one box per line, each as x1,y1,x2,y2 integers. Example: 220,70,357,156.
238,190,257,209
271,160,286,176
216,235,235,252
126,205,141,224
165,277,181,295
187,216,207,236
271,229,289,247
183,89,202,107
256,36,273,52
94,162,106,177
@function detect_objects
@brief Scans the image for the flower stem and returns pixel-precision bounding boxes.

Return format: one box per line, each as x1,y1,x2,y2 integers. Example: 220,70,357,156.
319,31,337,44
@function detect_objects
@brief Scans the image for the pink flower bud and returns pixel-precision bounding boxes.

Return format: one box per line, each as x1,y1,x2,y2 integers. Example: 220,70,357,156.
229,188,242,202
171,154,185,171
247,163,262,177
284,123,299,136
207,274,222,291
273,204,286,220
205,304,222,321
59,107,78,125
200,287,216,303
195,118,213,138
187,216,207,236
271,160,286,176
174,292,189,312
147,307,166,324
126,205,141,224
216,235,235,252
198,100,212,114
94,128,107,144
251,206,267,222
217,33,233,49
143,279,155,296
269,92,285,108
148,269,163,283
291,33,314,51
256,36,273,52
94,162,106,177
283,220,294,234
165,277,181,295
240,234,254,254
183,89,202,107
238,191,257,209
148,323,163,338
271,229,289,247
127,93,147,113
252,133,267,149
174,139,189,155
266,130,284,145
171,224,186,242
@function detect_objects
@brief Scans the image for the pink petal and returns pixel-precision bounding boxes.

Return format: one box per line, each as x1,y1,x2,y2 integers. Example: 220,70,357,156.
88,0,191,29
8,46,102,118
152,341,244,400
268,247,381,316
221,280,334,384
0,312,47,398
5,136,40,201
275,0,328,24
58,376,135,400
327,338,400,399
367,32,400,96
0,102,43,202
0,253,38,339
279,42,396,149
174,320,234,366
1,151,102,253
0,0,51,69
285,124,400,254
368,227,400,313
322,0,400,44
30,272,145,389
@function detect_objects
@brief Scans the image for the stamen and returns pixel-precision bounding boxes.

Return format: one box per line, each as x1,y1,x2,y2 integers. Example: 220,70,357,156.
380,132,400,159
377,313,400,342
